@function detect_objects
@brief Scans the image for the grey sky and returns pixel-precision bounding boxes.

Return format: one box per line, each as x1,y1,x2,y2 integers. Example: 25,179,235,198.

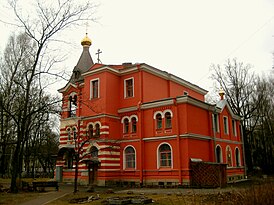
1,0,274,92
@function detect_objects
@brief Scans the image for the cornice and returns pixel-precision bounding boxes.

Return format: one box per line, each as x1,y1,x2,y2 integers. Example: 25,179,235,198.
82,66,118,76
176,96,215,111
119,139,140,143
82,63,207,96
139,64,208,95
180,133,243,145
215,138,243,145
59,144,74,149
141,98,174,110
143,135,177,141
82,114,120,121
82,65,139,77
135,95,215,111
58,82,77,93
180,133,212,141
118,106,138,113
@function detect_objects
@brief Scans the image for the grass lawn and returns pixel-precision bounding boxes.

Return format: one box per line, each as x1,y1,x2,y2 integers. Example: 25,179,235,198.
0,178,56,205
0,178,273,205
0,192,47,205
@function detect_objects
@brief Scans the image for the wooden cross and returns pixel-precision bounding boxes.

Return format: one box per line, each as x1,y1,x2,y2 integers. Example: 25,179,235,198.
96,49,102,64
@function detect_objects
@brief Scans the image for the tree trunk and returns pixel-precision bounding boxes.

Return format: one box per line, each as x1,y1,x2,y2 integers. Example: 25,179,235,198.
74,155,79,193
10,141,21,193
0,139,7,177
243,128,253,172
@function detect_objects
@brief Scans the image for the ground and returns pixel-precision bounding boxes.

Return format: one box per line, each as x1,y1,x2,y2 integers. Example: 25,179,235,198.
0,177,273,205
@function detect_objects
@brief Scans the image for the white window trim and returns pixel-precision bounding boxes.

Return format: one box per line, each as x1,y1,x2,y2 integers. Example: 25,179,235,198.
215,144,223,163
121,116,130,123
239,124,243,138
123,145,136,170
212,113,219,133
226,145,233,167
94,121,101,127
153,111,164,119
68,92,77,115
90,78,100,99
163,109,173,117
223,116,229,135
86,122,95,130
235,147,241,167
129,115,138,122
232,120,237,137
66,127,72,141
157,142,173,169
124,77,134,98
86,123,95,137
121,116,130,134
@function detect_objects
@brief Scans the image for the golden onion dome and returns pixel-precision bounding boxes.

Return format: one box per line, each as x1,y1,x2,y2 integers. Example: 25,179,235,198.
81,33,92,46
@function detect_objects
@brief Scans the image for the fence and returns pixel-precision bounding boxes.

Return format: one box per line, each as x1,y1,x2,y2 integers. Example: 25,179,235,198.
190,161,227,188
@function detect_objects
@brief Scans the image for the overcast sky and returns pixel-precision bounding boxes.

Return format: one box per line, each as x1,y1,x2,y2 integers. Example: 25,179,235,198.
1,0,274,92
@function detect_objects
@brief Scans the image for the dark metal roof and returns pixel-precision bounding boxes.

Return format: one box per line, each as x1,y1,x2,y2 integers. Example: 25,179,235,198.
70,46,94,83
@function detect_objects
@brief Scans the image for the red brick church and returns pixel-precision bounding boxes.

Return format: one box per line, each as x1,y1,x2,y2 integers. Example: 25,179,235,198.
55,34,245,187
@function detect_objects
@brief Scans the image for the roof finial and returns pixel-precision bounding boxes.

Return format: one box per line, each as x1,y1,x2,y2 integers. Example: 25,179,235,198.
81,21,92,47
219,87,225,100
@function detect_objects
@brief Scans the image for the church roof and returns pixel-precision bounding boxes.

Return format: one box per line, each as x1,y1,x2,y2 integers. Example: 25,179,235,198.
82,63,208,95
216,99,241,120
70,34,94,83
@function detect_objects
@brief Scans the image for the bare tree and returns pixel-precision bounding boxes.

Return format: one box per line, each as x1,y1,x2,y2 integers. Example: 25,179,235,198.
211,58,269,172
0,0,97,192
251,74,274,174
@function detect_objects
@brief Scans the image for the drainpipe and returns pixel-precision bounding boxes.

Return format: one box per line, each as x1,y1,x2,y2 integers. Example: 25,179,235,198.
137,64,144,186
240,122,247,178
213,108,217,162
174,98,182,185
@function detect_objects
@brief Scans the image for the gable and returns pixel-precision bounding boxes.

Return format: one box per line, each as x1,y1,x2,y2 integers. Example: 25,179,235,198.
216,100,241,120
58,82,77,93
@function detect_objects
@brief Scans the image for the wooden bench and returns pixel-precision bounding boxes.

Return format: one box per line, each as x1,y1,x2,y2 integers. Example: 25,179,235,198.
32,181,59,191
22,181,32,191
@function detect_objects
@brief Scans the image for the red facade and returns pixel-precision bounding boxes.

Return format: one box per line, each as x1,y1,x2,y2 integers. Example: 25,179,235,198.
56,35,245,186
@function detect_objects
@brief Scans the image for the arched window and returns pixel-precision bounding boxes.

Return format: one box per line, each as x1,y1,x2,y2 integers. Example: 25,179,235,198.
156,113,162,129
131,117,137,133
74,70,80,80
88,124,93,138
72,127,77,140
216,145,222,163
67,128,71,140
235,147,241,167
226,146,232,167
69,95,77,117
123,118,129,134
90,146,99,158
95,123,100,136
159,144,172,167
124,146,135,169
165,112,172,129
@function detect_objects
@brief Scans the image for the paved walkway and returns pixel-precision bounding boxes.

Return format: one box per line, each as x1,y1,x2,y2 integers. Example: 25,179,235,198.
19,184,80,205
20,191,70,205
